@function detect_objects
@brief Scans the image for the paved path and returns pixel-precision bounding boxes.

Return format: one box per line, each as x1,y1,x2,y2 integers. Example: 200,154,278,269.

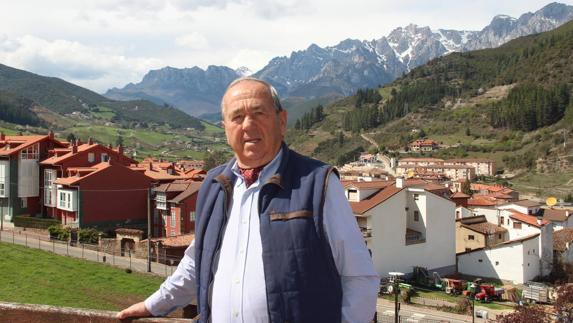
0,229,177,277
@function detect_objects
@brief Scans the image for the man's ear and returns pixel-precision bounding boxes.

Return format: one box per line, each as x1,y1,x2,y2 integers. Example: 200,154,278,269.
279,110,288,136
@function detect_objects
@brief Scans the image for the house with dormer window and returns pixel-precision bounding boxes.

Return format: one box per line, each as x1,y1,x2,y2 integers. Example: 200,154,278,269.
344,177,456,278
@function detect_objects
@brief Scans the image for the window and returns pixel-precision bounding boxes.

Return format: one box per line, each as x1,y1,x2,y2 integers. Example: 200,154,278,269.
495,261,499,266
156,193,167,210
101,153,109,162
513,222,522,229
478,259,483,263
498,234,502,239
465,248,471,252
456,211,460,219
189,211,196,222
414,211,420,222
88,153,95,163
20,143,39,160
59,192,66,208
171,210,176,228
413,194,419,201
21,198,27,208
0,161,8,197
44,169,57,206
468,235,475,240
348,189,358,201
57,190,76,211
507,218,509,225
500,216,504,225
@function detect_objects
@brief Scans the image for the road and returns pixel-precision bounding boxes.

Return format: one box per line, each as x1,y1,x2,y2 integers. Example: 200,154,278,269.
377,297,506,322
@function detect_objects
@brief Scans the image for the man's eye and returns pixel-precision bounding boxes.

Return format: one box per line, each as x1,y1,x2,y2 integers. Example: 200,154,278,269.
232,115,244,122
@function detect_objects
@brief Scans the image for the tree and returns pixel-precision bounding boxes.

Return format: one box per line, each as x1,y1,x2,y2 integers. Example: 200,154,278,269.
461,179,472,196
203,150,230,171
495,304,550,323
66,133,76,143
116,135,124,147
337,131,344,147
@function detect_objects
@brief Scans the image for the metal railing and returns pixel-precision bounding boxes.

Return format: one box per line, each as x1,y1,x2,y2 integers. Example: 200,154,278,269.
0,229,180,277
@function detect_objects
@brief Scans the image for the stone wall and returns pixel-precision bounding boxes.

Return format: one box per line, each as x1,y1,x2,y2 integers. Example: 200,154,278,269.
0,301,195,323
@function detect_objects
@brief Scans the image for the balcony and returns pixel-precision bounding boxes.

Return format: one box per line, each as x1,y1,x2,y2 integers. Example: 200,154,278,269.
360,227,372,238
0,301,196,323
405,228,425,246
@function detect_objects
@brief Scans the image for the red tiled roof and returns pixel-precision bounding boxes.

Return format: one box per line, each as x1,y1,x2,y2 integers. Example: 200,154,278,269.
154,180,195,193
467,197,498,207
509,211,549,228
54,162,112,185
0,135,65,156
512,199,542,208
447,158,494,163
350,185,404,215
152,234,194,248
168,182,202,203
400,157,444,162
344,180,393,190
541,208,572,222
451,192,470,198
462,222,507,235
554,228,573,251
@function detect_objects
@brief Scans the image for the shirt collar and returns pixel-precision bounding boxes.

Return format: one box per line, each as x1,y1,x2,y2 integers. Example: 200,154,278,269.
231,149,283,188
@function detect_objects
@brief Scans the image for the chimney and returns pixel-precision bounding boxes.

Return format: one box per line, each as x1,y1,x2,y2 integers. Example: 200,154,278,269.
76,138,82,146
88,137,93,145
0,132,4,141
396,177,404,188
71,140,78,154
48,130,54,140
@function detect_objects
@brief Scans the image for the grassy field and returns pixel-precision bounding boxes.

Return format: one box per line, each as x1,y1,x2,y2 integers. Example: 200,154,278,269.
0,242,162,311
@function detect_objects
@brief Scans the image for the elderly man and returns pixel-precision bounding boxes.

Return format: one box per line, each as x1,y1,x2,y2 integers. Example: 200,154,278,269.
117,77,379,322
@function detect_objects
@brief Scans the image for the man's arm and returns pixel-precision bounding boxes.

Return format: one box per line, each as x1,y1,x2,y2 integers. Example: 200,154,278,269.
116,239,197,319
323,174,380,323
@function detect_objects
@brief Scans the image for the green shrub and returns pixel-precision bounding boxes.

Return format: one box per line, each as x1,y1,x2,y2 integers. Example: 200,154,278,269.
48,225,70,241
79,228,100,244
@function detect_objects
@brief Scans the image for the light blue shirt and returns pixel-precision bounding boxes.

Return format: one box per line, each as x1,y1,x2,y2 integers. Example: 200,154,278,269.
145,151,379,322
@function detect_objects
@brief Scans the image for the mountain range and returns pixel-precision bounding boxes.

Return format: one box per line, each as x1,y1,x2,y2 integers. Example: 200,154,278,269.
105,2,573,119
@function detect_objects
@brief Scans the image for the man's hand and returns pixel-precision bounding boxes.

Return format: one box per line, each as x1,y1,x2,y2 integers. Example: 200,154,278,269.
116,302,152,320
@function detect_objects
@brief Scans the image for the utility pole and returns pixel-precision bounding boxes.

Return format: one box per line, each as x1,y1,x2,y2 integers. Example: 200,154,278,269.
0,199,4,231
389,272,404,323
147,187,152,273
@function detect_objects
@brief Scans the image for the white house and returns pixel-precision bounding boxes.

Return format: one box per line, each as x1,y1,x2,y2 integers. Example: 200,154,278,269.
498,200,542,216
457,233,546,284
346,178,456,278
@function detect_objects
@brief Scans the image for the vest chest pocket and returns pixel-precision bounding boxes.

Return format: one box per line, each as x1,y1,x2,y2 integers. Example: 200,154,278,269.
269,210,313,221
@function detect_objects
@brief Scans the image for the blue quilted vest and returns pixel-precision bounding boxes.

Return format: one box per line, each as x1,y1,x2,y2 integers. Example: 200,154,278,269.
194,143,342,323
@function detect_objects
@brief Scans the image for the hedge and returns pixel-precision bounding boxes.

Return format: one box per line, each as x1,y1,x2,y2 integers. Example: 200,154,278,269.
14,216,60,229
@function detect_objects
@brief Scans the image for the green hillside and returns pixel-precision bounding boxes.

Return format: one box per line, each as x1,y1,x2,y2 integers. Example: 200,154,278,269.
287,20,573,199
0,63,204,130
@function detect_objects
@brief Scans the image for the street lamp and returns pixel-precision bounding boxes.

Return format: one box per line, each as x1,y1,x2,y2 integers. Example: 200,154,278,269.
389,272,404,323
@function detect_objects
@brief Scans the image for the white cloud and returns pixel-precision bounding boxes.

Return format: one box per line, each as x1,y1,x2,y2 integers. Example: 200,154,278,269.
0,35,162,93
175,32,209,49
0,0,570,93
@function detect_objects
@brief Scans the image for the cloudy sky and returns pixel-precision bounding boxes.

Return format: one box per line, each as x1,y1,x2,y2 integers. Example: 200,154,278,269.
0,0,570,93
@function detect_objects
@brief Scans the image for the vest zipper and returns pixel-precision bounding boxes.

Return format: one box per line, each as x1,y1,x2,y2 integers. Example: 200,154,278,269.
207,182,232,322
258,183,274,323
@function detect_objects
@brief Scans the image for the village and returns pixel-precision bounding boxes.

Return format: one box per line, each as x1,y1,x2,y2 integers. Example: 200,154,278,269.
1,131,572,321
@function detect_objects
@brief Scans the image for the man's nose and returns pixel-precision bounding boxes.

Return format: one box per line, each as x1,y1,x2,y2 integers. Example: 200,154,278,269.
242,115,255,130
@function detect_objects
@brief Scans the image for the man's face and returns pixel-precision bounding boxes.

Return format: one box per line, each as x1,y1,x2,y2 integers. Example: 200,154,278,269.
222,81,287,169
